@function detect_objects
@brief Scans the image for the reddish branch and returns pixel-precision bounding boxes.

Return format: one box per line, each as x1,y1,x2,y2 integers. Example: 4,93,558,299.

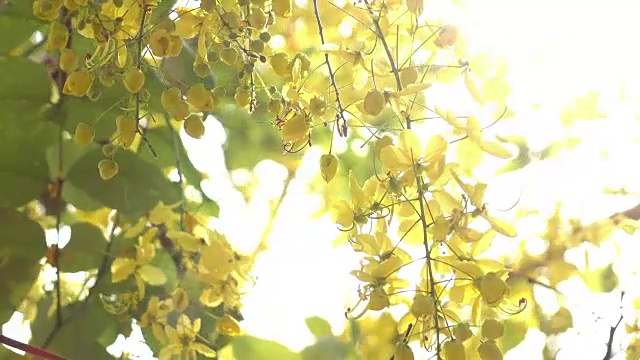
0,335,68,360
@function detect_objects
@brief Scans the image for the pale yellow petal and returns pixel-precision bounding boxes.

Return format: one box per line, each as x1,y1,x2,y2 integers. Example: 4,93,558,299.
379,145,410,172
423,135,448,163
217,314,241,336
319,154,339,183
398,129,421,161
138,265,167,285
349,171,365,208
483,214,518,238
111,258,137,283
479,140,513,159
192,342,216,357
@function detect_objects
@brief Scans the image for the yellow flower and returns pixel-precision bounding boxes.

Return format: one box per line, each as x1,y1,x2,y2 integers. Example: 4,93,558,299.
379,129,448,176
173,8,207,39
217,314,241,336
149,29,182,57
200,231,240,281
111,228,166,297
349,231,394,257
200,277,242,309
140,296,173,343
171,288,189,312
332,172,379,229
33,0,62,22
347,249,412,319
63,69,93,97
159,315,216,360
148,201,180,225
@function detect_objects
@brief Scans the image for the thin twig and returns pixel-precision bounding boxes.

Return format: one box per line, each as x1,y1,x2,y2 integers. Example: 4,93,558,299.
449,106,508,144
415,175,441,357
82,213,120,309
313,0,348,141
603,291,625,360
250,172,295,261
134,3,157,157
362,0,410,128
52,7,73,340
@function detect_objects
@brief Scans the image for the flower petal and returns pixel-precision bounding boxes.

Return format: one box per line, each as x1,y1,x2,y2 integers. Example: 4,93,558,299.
138,265,167,285
111,258,137,283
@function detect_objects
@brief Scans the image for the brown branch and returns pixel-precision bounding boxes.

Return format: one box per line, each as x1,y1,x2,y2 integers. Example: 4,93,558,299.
0,335,68,360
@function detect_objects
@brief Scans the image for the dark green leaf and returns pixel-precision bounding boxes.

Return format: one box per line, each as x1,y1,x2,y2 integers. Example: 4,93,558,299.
47,140,105,211
232,336,301,360
0,57,51,123
0,121,55,207
0,208,45,324
139,126,205,193
0,58,54,207
305,316,333,339
0,1,40,55
46,139,89,177
0,58,55,207
67,148,181,218
63,182,105,212
60,222,106,272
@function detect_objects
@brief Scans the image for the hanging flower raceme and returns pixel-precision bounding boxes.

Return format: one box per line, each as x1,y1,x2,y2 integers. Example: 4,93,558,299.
378,129,448,182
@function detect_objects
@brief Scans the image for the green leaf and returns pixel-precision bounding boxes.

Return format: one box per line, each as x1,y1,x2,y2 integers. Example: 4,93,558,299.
139,126,205,192
0,57,51,123
585,264,618,293
305,316,333,339
47,140,104,211
0,121,55,207
301,337,354,360
46,139,89,177
150,0,177,24
63,182,105,212
0,58,55,207
67,148,181,218
495,135,531,175
0,208,45,324
161,41,216,89
50,323,114,360
0,1,40,55
32,294,127,359
193,199,220,217
60,222,106,272
499,319,528,354
232,336,301,360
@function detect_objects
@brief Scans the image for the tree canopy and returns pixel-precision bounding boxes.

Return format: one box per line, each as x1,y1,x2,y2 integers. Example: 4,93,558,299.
1,0,640,359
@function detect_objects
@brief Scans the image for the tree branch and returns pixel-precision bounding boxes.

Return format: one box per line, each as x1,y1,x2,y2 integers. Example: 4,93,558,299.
1,335,68,360
602,291,624,360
